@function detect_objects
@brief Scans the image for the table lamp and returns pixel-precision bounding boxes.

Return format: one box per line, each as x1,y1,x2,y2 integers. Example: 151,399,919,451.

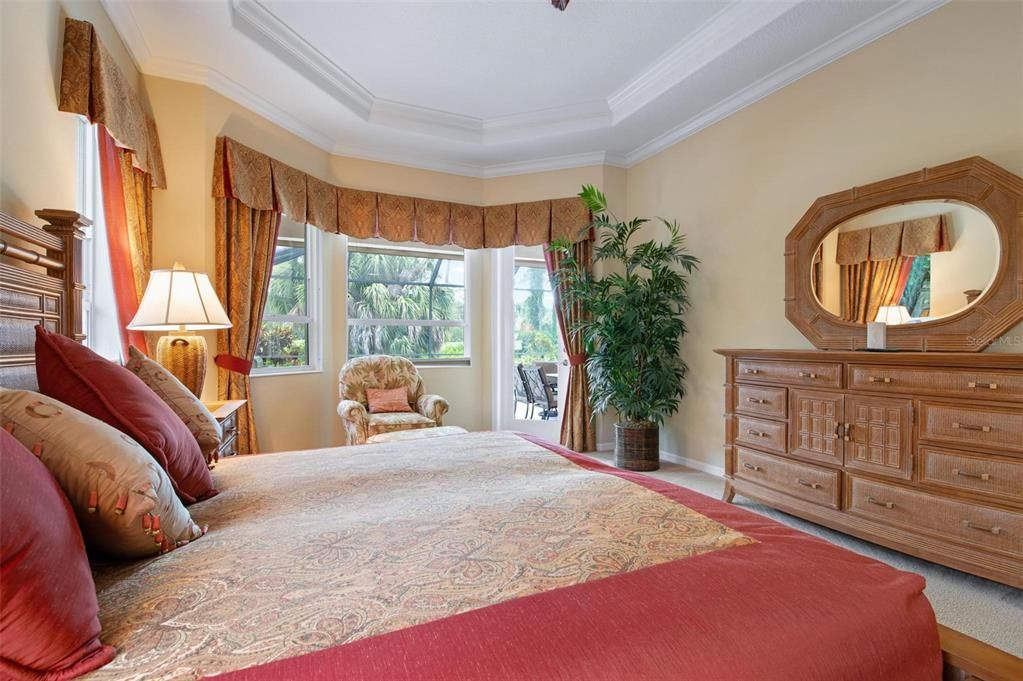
128,263,232,396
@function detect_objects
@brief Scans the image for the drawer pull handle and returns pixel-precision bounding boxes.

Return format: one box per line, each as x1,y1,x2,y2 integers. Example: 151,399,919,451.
967,381,998,390
742,463,762,472
868,376,892,384
866,496,895,509
799,371,818,379
952,468,991,481
961,520,1002,536
843,423,853,442
747,430,769,438
743,368,760,375
953,422,991,433
746,397,767,404
834,423,846,438
796,478,821,490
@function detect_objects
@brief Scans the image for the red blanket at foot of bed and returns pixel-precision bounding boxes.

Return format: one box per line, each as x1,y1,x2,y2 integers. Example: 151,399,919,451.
213,434,941,681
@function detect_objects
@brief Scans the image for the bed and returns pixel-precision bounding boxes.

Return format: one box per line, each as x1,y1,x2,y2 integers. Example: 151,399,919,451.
2,210,1019,681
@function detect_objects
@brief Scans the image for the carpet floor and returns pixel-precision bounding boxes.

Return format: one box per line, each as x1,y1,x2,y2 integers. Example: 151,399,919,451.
586,452,1023,657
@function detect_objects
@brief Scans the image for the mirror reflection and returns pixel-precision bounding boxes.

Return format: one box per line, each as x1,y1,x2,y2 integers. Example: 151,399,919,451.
812,201,999,325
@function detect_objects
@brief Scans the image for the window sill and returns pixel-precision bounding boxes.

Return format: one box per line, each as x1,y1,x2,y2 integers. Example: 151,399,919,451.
251,366,323,378
412,360,472,369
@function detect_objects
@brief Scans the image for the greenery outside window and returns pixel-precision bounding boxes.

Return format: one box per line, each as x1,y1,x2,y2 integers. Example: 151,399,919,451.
253,218,320,374
513,258,559,365
347,241,470,365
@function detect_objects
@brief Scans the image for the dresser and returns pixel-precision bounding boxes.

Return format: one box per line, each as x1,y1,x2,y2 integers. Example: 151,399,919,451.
716,349,1023,587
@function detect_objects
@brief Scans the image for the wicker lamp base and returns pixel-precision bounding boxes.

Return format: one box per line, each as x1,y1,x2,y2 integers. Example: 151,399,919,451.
155,334,207,397
614,422,660,471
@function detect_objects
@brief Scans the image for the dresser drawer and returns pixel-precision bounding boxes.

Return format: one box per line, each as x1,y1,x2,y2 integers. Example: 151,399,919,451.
735,415,787,454
920,447,1023,503
735,385,787,419
735,359,842,389
919,401,1023,454
849,364,1023,401
735,448,840,509
847,477,1022,557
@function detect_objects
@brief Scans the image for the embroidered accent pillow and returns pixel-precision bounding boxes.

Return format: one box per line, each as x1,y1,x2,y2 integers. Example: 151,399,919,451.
125,347,222,463
34,326,218,504
0,388,206,558
0,429,116,679
366,387,413,413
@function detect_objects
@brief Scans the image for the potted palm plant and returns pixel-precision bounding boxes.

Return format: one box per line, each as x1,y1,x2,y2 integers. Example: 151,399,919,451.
551,186,699,471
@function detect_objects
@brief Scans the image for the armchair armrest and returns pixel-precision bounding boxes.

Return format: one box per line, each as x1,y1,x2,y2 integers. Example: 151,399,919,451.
338,400,370,445
416,394,449,425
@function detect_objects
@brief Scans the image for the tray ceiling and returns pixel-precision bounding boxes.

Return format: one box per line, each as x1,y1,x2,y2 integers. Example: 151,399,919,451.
103,0,946,177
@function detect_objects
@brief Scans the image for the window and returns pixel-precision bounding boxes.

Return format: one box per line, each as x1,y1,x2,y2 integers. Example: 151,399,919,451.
253,217,320,373
76,119,121,361
347,241,469,364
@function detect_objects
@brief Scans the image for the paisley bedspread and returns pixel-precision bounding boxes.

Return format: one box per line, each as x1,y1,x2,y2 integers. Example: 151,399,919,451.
86,431,940,681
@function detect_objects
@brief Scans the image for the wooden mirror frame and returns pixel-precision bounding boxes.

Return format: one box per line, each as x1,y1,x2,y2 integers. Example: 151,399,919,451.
785,157,1023,352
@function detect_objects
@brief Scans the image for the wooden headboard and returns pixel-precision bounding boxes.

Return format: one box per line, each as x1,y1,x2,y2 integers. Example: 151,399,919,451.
0,209,89,389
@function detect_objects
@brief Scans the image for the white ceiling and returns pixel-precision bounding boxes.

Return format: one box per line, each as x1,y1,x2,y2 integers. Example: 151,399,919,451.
102,0,946,177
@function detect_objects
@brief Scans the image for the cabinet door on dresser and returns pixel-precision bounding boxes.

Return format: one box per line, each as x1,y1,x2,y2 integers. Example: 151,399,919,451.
789,389,844,466
844,395,914,480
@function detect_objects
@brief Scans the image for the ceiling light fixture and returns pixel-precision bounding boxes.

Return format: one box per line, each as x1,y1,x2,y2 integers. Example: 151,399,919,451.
552,0,569,11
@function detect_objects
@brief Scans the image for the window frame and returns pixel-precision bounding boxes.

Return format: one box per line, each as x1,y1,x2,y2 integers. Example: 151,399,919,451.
345,239,472,367
252,221,323,377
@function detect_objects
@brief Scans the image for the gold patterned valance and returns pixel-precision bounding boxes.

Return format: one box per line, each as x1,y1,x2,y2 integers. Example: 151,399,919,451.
836,215,949,264
212,137,591,247
59,19,166,189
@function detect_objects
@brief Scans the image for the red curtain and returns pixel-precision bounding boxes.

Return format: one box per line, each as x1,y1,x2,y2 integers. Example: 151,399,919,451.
97,127,147,358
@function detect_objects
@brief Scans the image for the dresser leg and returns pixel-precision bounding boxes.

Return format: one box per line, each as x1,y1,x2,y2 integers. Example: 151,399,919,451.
722,481,736,503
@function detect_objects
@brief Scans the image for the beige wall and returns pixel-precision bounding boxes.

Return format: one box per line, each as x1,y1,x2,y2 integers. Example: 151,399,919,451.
625,0,1023,468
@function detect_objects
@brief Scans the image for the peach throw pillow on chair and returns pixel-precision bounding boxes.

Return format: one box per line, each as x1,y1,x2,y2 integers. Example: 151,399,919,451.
366,388,412,414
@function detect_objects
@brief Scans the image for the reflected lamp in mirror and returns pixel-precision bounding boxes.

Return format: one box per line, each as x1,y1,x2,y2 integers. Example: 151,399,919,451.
128,263,232,396
875,305,911,325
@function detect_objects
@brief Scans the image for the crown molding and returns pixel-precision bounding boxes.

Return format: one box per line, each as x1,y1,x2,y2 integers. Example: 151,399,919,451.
103,0,948,179
624,0,948,166
607,0,800,124
230,0,374,119
100,0,152,70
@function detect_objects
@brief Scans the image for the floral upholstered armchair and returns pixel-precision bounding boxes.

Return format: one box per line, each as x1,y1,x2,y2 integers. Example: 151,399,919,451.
337,355,450,445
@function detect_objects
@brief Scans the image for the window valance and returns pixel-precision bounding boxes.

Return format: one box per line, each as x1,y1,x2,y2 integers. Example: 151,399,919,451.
211,137,591,247
835,215,949,264
58,19,166,189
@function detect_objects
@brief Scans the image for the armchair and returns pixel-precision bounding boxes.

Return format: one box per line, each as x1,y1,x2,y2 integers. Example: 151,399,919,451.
337,355,450,445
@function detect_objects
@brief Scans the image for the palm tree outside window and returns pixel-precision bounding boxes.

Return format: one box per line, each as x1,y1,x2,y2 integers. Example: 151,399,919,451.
347,241,470,365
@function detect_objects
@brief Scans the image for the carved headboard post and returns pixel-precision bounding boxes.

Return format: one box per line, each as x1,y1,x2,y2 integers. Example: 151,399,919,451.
36,209,89,343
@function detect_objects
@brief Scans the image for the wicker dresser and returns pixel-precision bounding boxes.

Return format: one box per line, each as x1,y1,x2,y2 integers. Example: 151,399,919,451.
716,349,1023,587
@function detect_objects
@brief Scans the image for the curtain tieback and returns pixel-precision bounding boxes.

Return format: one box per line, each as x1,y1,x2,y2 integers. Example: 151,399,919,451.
568,353,587,367
215,354,253,375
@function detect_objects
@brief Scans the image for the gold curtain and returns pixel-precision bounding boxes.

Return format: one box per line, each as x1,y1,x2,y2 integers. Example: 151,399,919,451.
840,257,907,323
118,150,154,354
59,18,166,188
546,239,596,453
214,198,281,455
212,136,590,247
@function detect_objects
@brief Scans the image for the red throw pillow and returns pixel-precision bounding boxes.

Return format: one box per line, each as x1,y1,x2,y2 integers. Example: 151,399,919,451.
34,326,217,504
366,387,413,413
0,429,116,679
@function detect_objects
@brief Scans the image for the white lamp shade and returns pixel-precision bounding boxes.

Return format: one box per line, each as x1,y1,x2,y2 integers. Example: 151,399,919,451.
128,267,232,331
875,305,911,325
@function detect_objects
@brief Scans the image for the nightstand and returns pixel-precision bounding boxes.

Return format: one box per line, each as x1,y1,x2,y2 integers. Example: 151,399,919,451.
203,400,246,460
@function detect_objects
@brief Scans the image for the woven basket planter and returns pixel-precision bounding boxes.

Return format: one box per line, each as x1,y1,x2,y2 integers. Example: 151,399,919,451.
614,422,659,471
